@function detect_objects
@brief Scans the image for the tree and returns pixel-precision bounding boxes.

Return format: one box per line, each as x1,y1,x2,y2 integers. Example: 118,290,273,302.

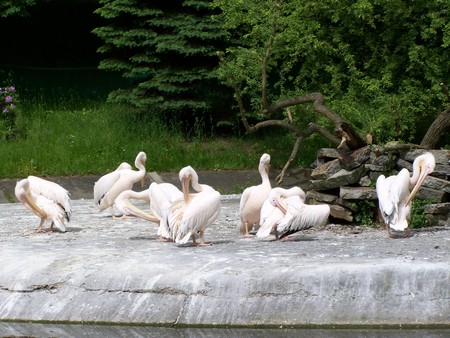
93,0,230,131
212,0,450,182
0,0,36,17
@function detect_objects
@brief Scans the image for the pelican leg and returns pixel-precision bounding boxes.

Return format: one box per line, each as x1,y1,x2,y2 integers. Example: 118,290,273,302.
385,223,391,238
404,228,411,238
35,218,46,233
191,234,197,246
197,231,213,247
274,227,279,241
157,235,173,242
244,222,255,237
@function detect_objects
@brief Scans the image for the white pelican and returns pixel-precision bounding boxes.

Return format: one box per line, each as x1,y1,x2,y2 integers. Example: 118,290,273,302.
149,182,183,241
171,166,221,246
95,151,147,214
94,162,132,209
256,186,305,239
239,153,271,236
376,152,436,237
15,176,72,233
113,188,158,222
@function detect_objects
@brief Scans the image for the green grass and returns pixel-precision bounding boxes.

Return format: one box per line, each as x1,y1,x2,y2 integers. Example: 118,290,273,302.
0,101,326,178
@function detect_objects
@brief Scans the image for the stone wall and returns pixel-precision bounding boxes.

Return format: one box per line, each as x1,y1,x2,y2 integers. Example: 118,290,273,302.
305,146,449,226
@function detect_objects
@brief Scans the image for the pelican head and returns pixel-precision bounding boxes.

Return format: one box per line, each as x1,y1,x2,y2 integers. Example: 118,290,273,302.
179,166,196,203
405,152,436,205
260,153,271,174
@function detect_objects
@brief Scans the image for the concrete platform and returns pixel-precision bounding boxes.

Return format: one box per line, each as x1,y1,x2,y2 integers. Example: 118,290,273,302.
0,194,449,328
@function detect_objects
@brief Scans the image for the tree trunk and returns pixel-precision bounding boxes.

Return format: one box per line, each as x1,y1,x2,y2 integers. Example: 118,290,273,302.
420,107,450,149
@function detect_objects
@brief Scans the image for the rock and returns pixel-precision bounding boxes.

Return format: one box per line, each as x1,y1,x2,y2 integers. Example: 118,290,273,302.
358,175,372,187
402,149,449,165
416,187,448,203
424,202,450,227
329,204,353,222
310,159,342,180
306,191,338,204
340,187,378,200
423,176,450,193
311,165,365,190
338,145,372,171
317,148,350,161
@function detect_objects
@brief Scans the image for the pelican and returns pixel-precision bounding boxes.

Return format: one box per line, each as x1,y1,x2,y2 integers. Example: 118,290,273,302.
95,151,147,214
149,182,183,241
15,176,72,232
256,186,305,239
93,162,132,210
113,188,158,223
376,152,436,237
170,166,221,246
239,153,271,236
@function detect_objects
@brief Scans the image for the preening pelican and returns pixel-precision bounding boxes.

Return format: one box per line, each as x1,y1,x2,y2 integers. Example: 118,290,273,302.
376,152,436,237
256,186,305,239
15,176,72,232
149,182,183,241
239,153,271,236
113,188,158,222
95,151,147,214
93,162,132,209
170,166,221,246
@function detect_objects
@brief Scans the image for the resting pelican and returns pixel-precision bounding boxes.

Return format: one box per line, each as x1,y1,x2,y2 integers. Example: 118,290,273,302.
94,162,132,209
239,153,271,236
113,188,158,222
15,176,72,232
149,182,183,241
256,186,305,239
376,152,436,237
171,166,221,246
95,151,147,214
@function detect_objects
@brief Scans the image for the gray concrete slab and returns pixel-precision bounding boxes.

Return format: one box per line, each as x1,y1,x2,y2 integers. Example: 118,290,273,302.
0,195,449,327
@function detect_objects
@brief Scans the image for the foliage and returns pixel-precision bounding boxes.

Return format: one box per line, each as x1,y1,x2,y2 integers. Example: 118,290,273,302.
409,199,433,229
0,101,294,178
352,200,376,226
0,83,19,140
92,0,231,132
0,0,36,17
212,0,450,146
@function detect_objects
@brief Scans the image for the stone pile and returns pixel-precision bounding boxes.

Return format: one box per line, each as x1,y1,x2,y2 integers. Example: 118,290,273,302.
304,146,449,226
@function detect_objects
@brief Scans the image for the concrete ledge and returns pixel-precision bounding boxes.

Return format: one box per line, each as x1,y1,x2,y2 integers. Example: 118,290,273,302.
0,198,449,327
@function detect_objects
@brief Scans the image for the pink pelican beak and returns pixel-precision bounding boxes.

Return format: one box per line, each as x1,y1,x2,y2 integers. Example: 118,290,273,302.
405,165,432,206
21,192,46,218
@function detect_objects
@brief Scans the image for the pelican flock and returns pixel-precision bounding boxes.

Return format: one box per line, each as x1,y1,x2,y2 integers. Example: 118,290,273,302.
13,151,438,243
376,152,436,237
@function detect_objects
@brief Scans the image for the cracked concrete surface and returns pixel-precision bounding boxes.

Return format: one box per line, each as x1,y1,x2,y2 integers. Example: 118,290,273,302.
0,196,449,328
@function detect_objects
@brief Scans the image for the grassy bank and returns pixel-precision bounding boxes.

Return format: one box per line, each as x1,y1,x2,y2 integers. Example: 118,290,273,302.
0,102,327,178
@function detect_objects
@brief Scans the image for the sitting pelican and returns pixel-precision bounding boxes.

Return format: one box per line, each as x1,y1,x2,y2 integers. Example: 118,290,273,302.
15,176,72,232
170,166,221,246
113,188,158,223
376,152,436,238
256,186,305,239
94,151,147,214
239,153,271,236
149,182,183,241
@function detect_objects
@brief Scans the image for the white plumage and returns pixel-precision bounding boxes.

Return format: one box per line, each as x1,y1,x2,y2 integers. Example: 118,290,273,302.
170,166,221,246
94,151,147,214
149,182,183,241
376,152,435,237
93,162,132,207
256,187,305,239
15,176,72,232
239,153,271,235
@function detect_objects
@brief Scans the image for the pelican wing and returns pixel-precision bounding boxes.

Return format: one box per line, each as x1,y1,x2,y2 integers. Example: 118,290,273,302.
28,176,72,219
175,190,221,244
94,170,121,205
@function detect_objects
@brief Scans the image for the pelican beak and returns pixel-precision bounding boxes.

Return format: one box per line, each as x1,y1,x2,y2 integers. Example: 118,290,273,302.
140,176,145,188
274,198,287,214
405,165,431,206
21,192,46,218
